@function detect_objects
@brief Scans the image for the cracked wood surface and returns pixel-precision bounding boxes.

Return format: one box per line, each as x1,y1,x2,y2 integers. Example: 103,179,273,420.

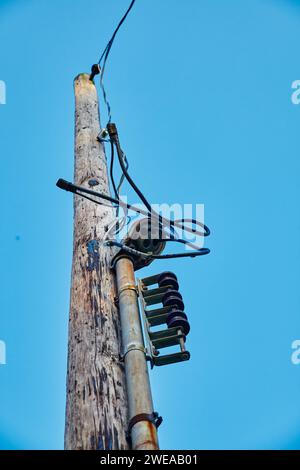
64,74,129,450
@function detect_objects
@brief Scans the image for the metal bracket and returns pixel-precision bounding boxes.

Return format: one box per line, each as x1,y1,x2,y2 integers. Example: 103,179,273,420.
110,253,134,271
137,275,191,367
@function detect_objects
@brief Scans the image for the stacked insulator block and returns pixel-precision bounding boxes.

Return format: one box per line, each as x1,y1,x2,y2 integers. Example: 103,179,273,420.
157,272,190,336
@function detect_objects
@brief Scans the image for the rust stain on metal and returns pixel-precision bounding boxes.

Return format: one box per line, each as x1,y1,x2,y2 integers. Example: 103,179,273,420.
133,422,158,450
147,421,158,448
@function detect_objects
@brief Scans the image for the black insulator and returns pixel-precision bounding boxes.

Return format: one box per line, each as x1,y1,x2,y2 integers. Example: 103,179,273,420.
157,271,178,283
163,289,182,300
167,316,190,336
159,277,179,290
166,309,188,322
90,64,101,81
162,289,184,311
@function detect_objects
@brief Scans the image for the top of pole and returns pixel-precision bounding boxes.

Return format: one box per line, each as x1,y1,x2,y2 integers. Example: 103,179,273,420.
73,73,98,90
73,73,99,103
74,73,91,81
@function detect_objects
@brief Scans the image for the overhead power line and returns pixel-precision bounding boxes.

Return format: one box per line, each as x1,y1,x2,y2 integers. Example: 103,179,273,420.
90,0,137,123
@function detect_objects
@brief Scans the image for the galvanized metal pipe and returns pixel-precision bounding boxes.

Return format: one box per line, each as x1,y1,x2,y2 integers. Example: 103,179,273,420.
115,256,159,451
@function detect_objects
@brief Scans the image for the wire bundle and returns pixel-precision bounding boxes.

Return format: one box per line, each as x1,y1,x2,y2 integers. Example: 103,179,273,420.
105,123,210,260
56,122,211,261
57,0,210,262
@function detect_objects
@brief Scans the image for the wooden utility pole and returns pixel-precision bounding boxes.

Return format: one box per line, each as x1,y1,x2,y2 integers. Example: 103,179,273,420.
64,74,129,450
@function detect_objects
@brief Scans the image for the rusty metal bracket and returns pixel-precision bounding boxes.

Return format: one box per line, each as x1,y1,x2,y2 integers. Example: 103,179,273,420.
126,412,163,448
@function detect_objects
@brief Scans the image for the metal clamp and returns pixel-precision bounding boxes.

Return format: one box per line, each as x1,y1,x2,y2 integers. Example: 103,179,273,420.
118,283,138,296
126,412,163,448
110,253,135,271
121,342,146,362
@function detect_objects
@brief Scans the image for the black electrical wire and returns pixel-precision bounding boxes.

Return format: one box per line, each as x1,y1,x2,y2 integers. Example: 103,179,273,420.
59,1,210,262
108,127,210,241
105,240,210,260
97,0,136,66
111,130,153,214
109,140,119,200
116,151,129,195
56,179,210,259
109,139,130,226
109,127,168,245
93,4,206,244
97,0,137,122
57,179,210,238
84,1,211,259
109,140,129,198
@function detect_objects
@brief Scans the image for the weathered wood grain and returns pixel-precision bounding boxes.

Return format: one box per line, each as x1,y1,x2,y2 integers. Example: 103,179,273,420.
64,74,128,450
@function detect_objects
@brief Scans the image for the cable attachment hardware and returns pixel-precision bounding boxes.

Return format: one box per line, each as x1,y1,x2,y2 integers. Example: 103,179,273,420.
137,273,191,367
90,64,101,81
97,128,109,142
107,122,118,139
126,412,163,448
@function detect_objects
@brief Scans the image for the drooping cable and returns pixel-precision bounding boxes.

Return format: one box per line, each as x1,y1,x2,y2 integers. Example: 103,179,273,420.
56,179,210,260
97,0,136,66
109,140,119,200
85,3,211,257
107,124,210,242
109,139,130,234
96,0,137,122
105,240,210,260
109,125,152,213
56,179,209,238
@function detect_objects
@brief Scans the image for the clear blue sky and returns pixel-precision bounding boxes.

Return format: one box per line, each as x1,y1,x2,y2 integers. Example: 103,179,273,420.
0,0,300,450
